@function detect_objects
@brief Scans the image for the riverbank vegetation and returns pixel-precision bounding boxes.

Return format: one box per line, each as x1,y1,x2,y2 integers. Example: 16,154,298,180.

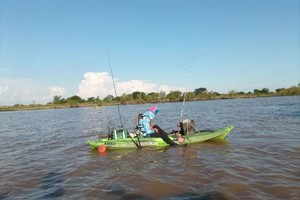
1,84,299,112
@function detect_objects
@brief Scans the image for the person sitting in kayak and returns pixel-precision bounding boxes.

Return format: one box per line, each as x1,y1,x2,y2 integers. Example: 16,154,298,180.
136,106,177,146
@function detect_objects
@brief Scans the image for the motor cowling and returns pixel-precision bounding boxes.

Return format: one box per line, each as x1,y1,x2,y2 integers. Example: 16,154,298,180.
182,119,196,135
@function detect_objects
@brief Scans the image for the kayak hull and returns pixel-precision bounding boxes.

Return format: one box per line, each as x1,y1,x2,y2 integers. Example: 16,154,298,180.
87,126,234,150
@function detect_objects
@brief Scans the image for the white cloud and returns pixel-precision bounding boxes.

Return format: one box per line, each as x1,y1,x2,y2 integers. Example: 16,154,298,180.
0,86,8,95
50,86,65,97
158,85,187,94
77,72,113,99
117,80,157,94
0,79,51,105
77,71,187,99
0,72,187,105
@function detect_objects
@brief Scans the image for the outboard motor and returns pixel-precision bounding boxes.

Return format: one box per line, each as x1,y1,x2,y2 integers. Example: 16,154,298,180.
182,119,196,135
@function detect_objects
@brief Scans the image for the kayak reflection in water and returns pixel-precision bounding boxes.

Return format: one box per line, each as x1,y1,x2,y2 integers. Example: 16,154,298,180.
134,106,177,145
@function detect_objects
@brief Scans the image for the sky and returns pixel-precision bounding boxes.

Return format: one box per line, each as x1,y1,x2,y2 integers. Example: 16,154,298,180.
0,0,299,105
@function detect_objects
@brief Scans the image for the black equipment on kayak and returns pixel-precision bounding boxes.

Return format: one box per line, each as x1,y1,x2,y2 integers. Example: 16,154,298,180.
178,122,185,135
178,119,196,135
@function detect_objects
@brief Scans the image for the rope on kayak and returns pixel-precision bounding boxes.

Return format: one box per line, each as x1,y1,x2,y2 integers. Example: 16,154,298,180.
108,52,124,127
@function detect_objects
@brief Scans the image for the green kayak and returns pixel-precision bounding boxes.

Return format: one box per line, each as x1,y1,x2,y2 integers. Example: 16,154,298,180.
87,126,234,150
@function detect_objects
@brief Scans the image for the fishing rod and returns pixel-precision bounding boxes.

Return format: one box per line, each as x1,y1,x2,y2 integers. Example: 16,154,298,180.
107,53,142,148
107,52,124,127
178,57,195,130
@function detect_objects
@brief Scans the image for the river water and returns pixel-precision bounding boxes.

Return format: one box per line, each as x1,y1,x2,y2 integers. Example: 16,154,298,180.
0,96,299,200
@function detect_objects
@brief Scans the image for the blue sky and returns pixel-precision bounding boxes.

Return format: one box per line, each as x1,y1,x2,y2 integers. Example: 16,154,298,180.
0,0,299,105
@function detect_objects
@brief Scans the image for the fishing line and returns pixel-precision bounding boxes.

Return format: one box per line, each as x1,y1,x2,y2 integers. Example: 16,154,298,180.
107,52,124,127
179,56,195,123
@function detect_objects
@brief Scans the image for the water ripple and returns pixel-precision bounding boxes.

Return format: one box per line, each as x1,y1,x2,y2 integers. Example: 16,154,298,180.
1,96,299,199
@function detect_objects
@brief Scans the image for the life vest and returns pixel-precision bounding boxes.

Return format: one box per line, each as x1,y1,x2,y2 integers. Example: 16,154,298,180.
135,113,143,129
135,113,151,136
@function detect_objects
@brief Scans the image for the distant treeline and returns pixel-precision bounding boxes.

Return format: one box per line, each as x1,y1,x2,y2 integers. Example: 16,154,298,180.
1,84,299,111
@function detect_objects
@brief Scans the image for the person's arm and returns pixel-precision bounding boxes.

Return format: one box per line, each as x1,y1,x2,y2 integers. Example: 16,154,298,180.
150,122,158,133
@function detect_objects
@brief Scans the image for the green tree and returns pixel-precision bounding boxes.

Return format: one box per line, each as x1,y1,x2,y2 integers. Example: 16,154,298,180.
95,96,102,106
87,97,95,102
67,95,83,103
166,90,182,101
147,92,159,102
228,90,237,98
103,94,114,102
132,91,140,100
276,88,284,93
194,87,207,95
159,91,166,99
116,93,132,104
52,95,62,104
254,89,260,94
66,95,83,107
60,98,67,104
132,91,147,100
121,93,132,101
277,86,300,95
113,96,122,102
261,88,269,93
185,92,195,101
140,92,147,101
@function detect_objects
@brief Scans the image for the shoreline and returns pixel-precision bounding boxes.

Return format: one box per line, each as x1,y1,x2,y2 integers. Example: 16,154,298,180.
1,94,298,112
